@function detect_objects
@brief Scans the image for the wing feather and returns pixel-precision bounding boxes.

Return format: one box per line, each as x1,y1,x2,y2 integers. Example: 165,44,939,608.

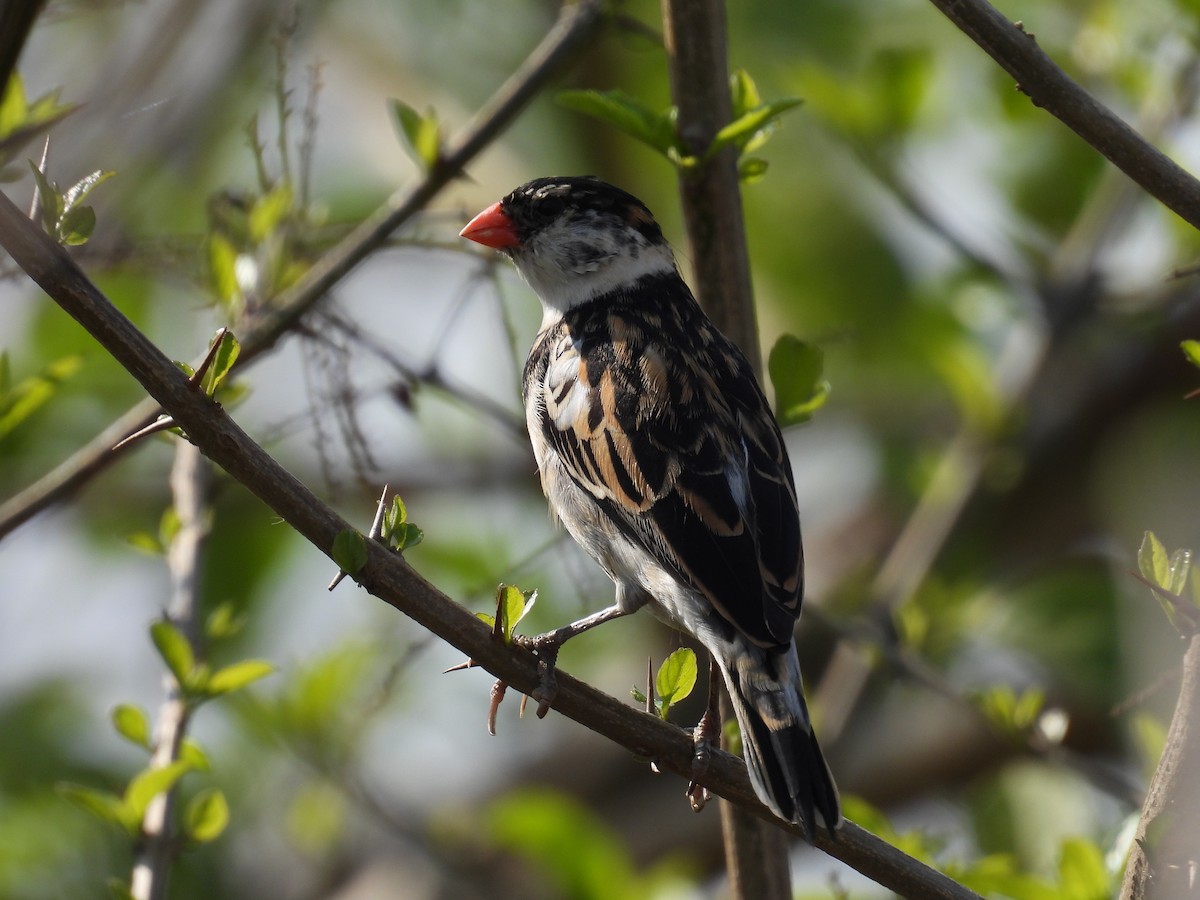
524,276,803,647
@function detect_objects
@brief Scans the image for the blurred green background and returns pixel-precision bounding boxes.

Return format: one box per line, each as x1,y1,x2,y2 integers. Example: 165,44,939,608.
1,0,1199,897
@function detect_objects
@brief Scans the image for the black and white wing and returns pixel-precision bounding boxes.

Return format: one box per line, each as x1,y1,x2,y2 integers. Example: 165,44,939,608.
524,275,803,648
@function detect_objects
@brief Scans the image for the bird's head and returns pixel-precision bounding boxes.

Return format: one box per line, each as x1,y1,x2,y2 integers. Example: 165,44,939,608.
460,176,677,313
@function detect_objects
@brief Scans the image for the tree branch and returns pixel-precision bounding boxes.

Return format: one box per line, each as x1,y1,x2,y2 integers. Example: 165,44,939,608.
927,0,1200,231
661,2,788,895
661,0,760,368
0,187,980,900
130,442,211,900
1119,633,1200,899
0,0,604,539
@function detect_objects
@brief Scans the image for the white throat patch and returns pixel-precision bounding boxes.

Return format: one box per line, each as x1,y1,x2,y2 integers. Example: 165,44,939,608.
514,215,676,316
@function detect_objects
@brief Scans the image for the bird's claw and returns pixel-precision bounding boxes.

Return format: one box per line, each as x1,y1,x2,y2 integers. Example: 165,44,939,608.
685,706,720,812
515,632,563,717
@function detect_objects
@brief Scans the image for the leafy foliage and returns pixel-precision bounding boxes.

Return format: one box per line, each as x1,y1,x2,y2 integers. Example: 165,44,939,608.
767,334,830,426
28,163,114,246
390,99,442,172
558,70,799,181
478,583,537,644
1137,531,1199,632
200,331,241,398
973,685,1046,741
631,648,698,720
0,352,81,441
0,73,75,172
381,494,423,552
331,529,368,575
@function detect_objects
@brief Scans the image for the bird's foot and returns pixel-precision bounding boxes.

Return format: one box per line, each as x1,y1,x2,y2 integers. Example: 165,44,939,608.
686,704,720,812
513,631,563,718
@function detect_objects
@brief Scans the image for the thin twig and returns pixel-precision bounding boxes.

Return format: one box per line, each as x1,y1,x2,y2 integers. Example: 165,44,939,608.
130,441,211,900
0,184,981,900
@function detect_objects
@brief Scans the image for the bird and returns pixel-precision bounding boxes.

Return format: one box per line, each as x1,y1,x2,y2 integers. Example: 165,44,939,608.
459,176,841,839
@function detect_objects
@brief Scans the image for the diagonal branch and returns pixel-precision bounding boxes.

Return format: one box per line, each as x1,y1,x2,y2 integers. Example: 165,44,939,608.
927,0,1200,230
0,186,980,900
0,0,604,540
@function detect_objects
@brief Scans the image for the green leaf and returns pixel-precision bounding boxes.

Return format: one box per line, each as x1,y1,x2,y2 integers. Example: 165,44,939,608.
58,204,96,245
57,783,131,832
204,659,274,697
0,75,75,165
708,98,802,158
248,183,293,242
184,788,229,844
124,760,192,820
382,495,422,551
729,69,762,118
1057,837,1109,899
1138,531,1171,589
738,157,769,184
331,529,368,575
208,232,241,307
111,704,152,751
389,99,441,171
557,90,680,157
0,353,82,441
975,685,1044,738
62,169,115,211
0,73,30,136
1166,548,1193,598
124,531,164,556
393,522,424,551
200,331,241,396
150,621,195,685
1011,687,1046,732
179,738,212,772
768,335,830,426
1182,339,1200,369
205,601,247,640
384,494,407,531
493,583,537,643
630,686,648,704
156,506,181,549
654,648,698,716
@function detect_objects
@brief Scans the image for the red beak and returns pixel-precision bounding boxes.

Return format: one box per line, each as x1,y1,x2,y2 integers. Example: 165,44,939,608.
460,201,521,249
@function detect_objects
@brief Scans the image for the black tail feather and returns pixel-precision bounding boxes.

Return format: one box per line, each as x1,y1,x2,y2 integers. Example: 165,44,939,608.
721,646,841,841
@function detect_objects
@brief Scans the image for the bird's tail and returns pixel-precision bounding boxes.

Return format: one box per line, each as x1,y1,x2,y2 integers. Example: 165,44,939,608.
716,642,841,840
